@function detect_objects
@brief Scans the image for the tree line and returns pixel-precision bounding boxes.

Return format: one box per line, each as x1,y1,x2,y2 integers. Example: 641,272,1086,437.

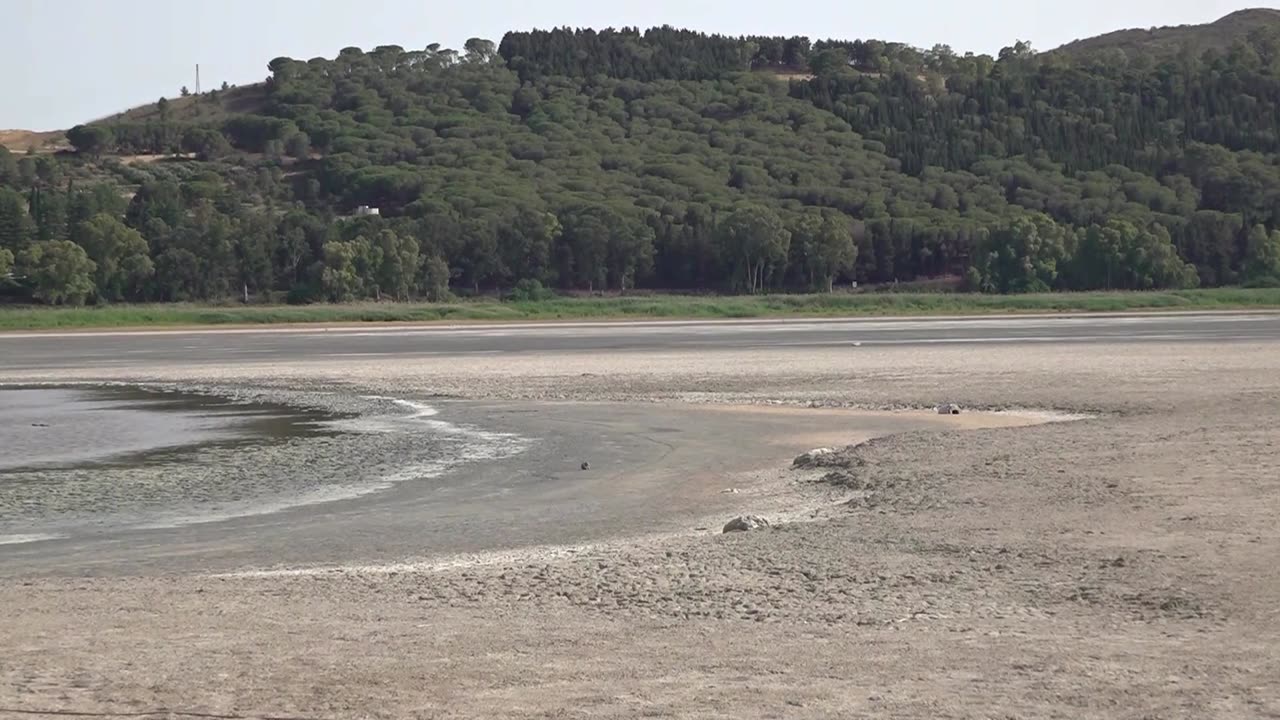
4,21,1280,306
6,171,1265,305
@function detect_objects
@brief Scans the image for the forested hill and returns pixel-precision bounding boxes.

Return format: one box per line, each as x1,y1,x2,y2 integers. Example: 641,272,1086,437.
1055,8,1280,59
2,13,1280,307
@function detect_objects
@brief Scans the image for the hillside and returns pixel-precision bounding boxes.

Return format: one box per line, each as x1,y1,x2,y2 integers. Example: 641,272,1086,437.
91,83,270,126
2,16,1280,307
0,129,67,154
1054,8,1280,58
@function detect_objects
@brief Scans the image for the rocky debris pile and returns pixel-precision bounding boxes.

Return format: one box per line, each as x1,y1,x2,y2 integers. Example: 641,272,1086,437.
822,468,868,490
722,515,771,533
792,448,836,468
937,403,962,415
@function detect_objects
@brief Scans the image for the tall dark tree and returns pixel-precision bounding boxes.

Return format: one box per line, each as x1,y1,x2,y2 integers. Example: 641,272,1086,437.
1244,224,1280,283
66,125,115,157
28,187,68,242
0,187,33,253
0,145,17,184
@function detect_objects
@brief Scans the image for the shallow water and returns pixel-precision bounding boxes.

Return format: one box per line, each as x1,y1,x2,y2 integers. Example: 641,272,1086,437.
0,385,333,472
0,385,527,543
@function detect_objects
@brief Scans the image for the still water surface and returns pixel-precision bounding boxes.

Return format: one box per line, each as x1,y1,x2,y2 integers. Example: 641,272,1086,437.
0,385,331,472
0,385,522,545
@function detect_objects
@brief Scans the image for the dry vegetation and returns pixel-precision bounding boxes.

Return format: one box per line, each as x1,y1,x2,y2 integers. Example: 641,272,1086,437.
0,128,67,153
89,83,269,125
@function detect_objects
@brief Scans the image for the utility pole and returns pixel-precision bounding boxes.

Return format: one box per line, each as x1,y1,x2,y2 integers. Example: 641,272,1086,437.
195,64,201,94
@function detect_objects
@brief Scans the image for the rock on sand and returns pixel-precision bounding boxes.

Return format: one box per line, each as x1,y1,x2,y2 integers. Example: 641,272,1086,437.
792,448,835,468
723,515,771,533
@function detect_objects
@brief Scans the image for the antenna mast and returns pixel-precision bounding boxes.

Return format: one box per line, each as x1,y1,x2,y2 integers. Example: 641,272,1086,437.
195,64,201,94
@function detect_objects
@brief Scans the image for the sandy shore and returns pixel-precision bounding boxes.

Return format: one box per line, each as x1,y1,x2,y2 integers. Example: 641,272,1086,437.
0,393,1054,578
3,341,1279,718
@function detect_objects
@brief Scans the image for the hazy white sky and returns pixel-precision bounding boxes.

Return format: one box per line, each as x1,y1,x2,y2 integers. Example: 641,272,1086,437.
2,0,1275,130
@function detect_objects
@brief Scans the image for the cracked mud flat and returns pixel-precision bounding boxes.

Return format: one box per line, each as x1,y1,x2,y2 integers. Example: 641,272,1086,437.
2,342,1279,719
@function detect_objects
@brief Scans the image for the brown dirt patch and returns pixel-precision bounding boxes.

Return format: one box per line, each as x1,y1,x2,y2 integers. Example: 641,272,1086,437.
0,128,66,153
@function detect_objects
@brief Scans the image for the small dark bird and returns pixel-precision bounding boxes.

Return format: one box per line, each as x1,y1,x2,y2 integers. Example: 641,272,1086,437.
580,462,590,471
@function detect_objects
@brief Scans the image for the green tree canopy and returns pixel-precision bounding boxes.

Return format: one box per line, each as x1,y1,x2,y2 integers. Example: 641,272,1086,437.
73,213,154,301
0,187,33,253
1069,220,1199,290
376,229,419,300
795,209,858,292
66,125,115,156
1244,224,1280,283
6,21,1280,304
970,214,1069,293
18,239,97,305
717,205,792,293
